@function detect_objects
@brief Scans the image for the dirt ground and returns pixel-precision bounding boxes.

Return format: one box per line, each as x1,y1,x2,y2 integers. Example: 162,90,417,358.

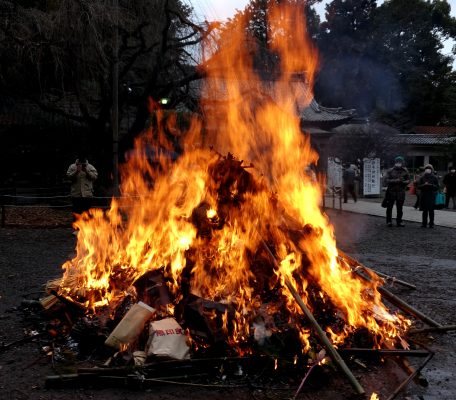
0,209,455,400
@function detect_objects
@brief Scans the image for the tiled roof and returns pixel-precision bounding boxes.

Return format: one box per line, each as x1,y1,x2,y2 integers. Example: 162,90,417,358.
300,99,356,123
197,78,356,123
411,126,456,135
304,127,333,135
391,134,456,145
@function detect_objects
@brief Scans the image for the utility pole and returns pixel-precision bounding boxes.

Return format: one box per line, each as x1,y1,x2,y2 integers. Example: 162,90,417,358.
112,0,120,197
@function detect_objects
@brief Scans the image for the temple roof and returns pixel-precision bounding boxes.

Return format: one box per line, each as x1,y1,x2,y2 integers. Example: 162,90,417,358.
390,134,456,146
410,126,456,135
300,99,356,124
196,78,356,125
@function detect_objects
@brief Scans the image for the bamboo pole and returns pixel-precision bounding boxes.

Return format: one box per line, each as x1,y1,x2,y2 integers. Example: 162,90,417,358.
352,268,442,328
387,353,433,400
49,289,86,314
407,324,456,335
338,250,416,290
338,348,429,358
260,240,365,395
282,277,365,394
338,252,442,328
369,269,416,290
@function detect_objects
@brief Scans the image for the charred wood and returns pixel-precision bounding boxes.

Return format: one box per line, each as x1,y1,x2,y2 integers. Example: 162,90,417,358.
407,324,456,335
338,348,430,358
259,238,365,395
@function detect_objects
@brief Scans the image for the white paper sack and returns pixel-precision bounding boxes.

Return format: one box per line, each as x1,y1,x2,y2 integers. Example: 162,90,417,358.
146,318,190,360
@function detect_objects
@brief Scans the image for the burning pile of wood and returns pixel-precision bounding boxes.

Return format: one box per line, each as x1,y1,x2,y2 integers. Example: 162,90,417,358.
17,3,451,397
33,152,449,398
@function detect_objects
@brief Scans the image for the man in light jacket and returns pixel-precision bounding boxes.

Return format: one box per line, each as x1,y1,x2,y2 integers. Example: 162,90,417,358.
67,155,98,226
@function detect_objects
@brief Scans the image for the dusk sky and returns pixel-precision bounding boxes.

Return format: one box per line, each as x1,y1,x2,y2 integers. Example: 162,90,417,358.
193,0,455,21
192,0,455,67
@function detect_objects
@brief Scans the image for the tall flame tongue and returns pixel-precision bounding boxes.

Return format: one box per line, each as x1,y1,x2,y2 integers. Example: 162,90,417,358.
60,3,408,349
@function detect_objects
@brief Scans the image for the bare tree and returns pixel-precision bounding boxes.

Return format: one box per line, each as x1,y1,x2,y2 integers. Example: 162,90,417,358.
328,123,401,165
0,0,213,183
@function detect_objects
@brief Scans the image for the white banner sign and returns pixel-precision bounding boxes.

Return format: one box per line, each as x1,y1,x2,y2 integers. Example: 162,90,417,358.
363,158,381,195
327,158,343,188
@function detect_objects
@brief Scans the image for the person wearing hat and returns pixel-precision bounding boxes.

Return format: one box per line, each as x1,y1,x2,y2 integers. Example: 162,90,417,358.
66,154,98,233
384,156,410,227
417,164,439,228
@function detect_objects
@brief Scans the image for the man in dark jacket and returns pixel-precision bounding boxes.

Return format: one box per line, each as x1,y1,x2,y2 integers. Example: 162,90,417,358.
384,156,410,227
342,164,358,203
418,164,439,228
443,167,456,209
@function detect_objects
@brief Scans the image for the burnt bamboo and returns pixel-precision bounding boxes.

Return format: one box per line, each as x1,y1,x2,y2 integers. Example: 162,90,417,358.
45,373,211,389
407,324,456,335
338,253,442,328
356,270,441,328
77,355,270,376
45,374,79,388
293,363,318,399
0,332,44,353
260,240,365,395
338,250,416,290
372,270,416,290
387,352,433,400
49,289,86,314
338,348,429,358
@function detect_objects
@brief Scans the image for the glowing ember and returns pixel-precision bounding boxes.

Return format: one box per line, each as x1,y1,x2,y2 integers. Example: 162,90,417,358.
58,2,409,353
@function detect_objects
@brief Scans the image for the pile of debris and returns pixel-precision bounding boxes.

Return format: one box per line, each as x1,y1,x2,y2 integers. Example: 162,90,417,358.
22,152,453,399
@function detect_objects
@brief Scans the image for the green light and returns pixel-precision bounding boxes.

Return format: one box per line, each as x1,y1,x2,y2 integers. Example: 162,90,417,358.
159,98,170,105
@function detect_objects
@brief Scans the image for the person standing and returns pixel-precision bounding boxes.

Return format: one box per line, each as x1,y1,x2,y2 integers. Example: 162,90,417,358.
384,156,410,227
413,167,424,209
67,155,98,231
342,164,358,203
443,166,456,209
418,164,439,228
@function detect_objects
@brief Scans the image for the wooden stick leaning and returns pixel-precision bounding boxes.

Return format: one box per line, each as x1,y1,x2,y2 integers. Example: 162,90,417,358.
338,250,416,290
259,239,365,395
369,270,416,290
338,251,442,328
407,324,456,335
338,348,430,358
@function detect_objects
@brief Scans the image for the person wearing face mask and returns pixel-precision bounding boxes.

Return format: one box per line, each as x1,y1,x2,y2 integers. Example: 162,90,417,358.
417,164,439,228
384,156,410,227
443,167,456,209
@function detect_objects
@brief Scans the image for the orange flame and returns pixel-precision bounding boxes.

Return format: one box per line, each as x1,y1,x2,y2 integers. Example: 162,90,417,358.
60,2,408,351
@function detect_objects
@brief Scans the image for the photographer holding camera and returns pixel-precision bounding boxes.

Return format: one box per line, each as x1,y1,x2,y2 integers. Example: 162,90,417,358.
66,154,98,233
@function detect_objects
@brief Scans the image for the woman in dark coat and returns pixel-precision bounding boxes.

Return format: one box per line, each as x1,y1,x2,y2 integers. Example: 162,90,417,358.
417,164,439,228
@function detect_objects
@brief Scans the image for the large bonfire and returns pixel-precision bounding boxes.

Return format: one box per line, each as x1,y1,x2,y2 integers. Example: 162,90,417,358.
57,2,409,359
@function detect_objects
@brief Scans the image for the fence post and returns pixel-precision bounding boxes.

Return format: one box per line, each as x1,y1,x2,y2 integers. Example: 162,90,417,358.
320,174,326,210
